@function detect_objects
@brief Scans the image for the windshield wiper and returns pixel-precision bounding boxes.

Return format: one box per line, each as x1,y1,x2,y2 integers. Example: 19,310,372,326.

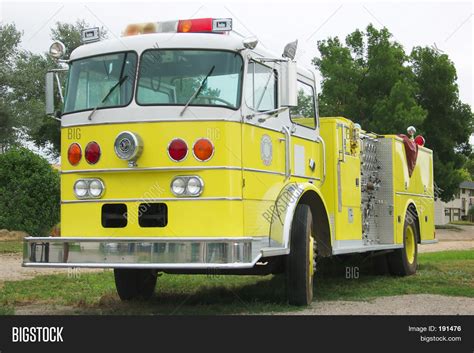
180,65,215,116
88,75,129,120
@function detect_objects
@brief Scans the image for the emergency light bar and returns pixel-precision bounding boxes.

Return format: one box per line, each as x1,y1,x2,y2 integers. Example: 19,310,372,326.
123,18,232,36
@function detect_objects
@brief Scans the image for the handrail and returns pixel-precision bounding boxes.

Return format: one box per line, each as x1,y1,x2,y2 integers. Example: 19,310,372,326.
280,125,291,180
316,135,326,186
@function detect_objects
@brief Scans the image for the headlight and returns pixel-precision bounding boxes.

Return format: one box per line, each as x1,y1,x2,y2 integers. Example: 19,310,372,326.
187,177,203,195
89,179,105,197
171,177,186,196
114,131,143,166
170,176,204,197
73,179,105,199
74,180,88,198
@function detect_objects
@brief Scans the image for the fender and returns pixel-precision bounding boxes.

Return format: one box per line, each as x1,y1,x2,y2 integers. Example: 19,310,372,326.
268,182,332,253
398,198,419,244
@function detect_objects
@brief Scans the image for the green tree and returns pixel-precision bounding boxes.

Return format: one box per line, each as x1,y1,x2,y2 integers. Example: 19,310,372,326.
291,89,314,118
411,47,473,201
5,20,108,157
313,24,426,133
313,24,473,201
0,148,60,235
464,154,474,180
0,23,22,151
27,21,108,156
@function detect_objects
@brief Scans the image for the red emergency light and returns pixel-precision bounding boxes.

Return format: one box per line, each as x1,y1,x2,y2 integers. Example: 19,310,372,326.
123,18,232,36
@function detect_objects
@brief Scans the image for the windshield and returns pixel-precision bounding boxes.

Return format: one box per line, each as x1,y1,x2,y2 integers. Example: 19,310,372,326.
64,52,137,114
136,50,243,110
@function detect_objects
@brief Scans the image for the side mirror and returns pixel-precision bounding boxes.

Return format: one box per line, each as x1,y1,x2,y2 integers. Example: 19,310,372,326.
45,72,55,115
280,60,297,107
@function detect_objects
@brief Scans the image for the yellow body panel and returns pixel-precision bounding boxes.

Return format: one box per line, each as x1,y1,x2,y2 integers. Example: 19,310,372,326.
61,115,434,251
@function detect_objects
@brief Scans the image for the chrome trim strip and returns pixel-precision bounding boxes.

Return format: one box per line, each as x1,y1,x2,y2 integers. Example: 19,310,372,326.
243,167,284,176
61,165,243,174
63,165,321,180
333,243,403,255
260,247,290,257
61,196,243,204
62,119,241,128
291,174,320,181
395,191,434,199
420,239,438,244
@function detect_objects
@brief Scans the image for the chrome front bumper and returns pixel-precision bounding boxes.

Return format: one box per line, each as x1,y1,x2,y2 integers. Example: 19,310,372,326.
22,237,278,269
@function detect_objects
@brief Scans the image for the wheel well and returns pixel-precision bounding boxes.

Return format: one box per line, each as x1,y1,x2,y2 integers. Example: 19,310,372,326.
299,190,332,257
406,203,421,243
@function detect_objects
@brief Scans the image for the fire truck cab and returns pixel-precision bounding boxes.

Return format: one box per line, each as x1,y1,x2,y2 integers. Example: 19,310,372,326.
23,18,435,305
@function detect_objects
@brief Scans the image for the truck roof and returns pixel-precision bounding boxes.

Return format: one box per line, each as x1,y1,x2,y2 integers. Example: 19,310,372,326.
69,32,315,79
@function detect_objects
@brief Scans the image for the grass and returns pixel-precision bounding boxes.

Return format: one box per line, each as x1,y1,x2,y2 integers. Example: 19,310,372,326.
450,220,474,226
0,240,22,254
0,250,472,315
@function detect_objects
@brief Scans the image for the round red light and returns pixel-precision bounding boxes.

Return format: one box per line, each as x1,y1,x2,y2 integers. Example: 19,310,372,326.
415,135,425,147
168,139,188,161
67,143,82,166
85,141,101,164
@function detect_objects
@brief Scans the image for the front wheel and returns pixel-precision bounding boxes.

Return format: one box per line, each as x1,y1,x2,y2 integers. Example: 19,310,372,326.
286,204,315,306
387,215,418,276
114,269,157,301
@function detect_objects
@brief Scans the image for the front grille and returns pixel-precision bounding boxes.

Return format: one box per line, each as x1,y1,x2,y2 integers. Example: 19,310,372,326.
102,204,127,228
138,203,167,227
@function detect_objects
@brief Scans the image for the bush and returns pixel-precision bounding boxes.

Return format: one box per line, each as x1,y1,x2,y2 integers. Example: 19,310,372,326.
0,148,59,235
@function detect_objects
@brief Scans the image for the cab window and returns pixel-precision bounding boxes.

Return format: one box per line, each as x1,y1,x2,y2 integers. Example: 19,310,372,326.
245,61,277,111
290,81,316,129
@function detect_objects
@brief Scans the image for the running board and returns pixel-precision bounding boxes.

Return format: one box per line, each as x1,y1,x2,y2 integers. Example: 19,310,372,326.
332,243,403,255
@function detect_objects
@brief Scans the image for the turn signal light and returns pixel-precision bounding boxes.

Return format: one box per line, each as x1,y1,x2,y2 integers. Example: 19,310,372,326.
168,138,188,161
193,138,214,161
85,141,101,164
67,143,82,166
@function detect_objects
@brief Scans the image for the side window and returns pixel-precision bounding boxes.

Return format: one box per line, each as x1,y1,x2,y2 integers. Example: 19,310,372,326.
245,61,277,111
290,81,316,129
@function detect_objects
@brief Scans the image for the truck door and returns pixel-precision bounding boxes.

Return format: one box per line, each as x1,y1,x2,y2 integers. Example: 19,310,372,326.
336,121,363,240
288,78,321,183
240,60,288,239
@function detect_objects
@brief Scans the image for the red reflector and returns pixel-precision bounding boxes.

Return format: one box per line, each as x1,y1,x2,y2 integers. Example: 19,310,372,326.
168,139,188,161
178,18,213,33
67,143,82,166
85,141,101,164
415,135,425,147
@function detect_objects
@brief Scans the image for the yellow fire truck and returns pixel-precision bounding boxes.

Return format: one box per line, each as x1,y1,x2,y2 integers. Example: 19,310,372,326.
23,18,435,305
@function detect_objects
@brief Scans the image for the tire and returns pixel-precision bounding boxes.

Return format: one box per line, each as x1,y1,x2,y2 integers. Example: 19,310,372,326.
114,269,157,301
286,204,315,306
387,215,418,276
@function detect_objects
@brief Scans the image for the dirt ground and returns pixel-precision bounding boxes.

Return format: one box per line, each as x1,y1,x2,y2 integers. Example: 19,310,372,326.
283,294,474,315
419,225,474,253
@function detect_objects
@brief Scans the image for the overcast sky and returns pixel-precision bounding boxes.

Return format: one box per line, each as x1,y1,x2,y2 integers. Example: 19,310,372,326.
1,0,473,108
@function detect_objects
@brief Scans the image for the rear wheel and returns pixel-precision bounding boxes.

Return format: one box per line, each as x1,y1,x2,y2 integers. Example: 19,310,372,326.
387,215,418,276
114,269,157,301
286,204,315,306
